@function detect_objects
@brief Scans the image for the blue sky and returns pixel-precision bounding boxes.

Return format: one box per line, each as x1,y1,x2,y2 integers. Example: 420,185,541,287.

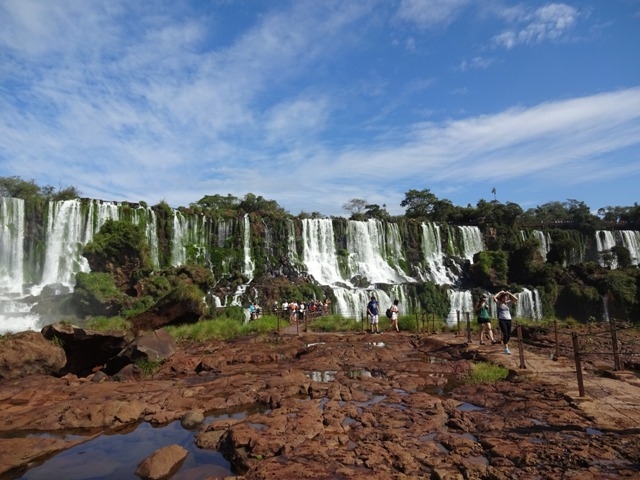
1,0,639,217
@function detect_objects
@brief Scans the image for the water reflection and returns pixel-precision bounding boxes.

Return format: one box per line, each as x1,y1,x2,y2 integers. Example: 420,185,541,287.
16,411,257,480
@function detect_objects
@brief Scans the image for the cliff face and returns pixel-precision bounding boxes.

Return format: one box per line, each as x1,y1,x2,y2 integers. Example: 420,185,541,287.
1,197,638,332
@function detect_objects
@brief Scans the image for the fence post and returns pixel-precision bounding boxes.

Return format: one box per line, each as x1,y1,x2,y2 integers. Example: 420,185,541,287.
572,331,585,397
456,310,460,336
516,324,526,369
609,317,622,371
466,311,472,343
554,317,559,361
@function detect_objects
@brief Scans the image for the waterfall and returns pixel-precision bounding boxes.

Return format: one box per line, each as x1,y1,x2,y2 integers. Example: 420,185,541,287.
515,288,542,320
217,218,233,247
133,206,159,268
171,211,213,268
421,222,454,284
619,230,640,265
171,210,189,267
242,214,255,279
602,295,609,322
39,200,119,291
302,219,343,285
346,220,411,285
286,219,298,265
595,230,617,267
457,226,484,262
446,290,473,326
0,198,24,292
532,230,551,260
0,198,37,334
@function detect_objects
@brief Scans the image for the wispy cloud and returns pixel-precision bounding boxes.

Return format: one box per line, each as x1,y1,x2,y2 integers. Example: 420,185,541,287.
454,56,495,72
0,1,638,216
492,3,581,49
396,0,471,30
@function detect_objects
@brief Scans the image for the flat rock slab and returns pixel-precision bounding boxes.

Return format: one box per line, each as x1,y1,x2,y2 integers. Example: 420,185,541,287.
0,329,639,479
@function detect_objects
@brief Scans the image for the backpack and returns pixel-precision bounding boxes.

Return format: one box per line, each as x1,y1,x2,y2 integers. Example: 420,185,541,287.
385,308,393,319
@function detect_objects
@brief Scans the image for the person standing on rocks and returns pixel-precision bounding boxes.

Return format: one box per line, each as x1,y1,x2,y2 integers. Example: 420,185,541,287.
387,298,400,332
493,290,518,355
367,295,380,334
474,294,497,345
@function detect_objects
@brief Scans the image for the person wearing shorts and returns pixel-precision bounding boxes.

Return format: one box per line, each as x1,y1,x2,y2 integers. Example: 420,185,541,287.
367,295,380,334
475,294,496,345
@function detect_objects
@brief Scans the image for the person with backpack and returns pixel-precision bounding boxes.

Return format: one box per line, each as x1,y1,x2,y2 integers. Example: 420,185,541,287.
386,299,400,332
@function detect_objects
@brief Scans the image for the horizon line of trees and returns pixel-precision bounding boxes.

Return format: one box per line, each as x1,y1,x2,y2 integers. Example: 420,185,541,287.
2,176,640,232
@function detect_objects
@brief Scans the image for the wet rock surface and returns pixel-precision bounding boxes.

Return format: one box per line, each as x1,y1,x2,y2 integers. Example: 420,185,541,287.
0,326,639,479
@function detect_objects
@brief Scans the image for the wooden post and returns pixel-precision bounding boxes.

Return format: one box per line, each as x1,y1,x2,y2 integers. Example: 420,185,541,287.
554,317,559,361
517,324,526,369
572,332,585,397
456,310,460,336
609,317,622,371
466,311,472,343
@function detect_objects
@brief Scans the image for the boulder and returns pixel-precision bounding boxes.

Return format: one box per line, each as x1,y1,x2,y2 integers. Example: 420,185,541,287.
135,444,188,480
0,331,66,379
104,329,176,376
41,323,129,377
130,284,207,331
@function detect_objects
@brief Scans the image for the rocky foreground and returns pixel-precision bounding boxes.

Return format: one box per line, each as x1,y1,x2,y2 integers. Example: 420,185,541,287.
1,325,640,479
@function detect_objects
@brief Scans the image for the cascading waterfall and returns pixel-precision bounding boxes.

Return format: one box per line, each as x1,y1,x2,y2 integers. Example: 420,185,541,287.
3,196,639,333
301,219,413,318
595,230,617,267
515,288,542,320
457,226,484,262
346,220,411,285
171,211,215,268
242,214,255,279
39,200,119,291
0,198,36,334
229,214,255,308
421,222,453,284
134,206,159,268
619,230,640,265
302,219,343,285
0,197,24,291
286,219,298,266
532,230,551,260
446,290,473,325
602,295,610,322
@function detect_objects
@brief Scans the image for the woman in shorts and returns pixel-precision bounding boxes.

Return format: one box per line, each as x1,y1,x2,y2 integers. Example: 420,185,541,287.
475,294,497,345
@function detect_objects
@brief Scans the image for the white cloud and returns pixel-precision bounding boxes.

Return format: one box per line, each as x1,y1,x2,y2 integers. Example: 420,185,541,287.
396,0,470,29
493,3,580,49
454,56,494,72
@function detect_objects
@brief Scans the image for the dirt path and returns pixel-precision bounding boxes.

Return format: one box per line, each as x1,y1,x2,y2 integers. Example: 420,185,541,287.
461,334,640,432
281,323,640,433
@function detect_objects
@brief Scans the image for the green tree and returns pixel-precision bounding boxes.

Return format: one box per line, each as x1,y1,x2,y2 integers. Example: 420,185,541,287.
401,189,439,219
364,203,390,220
604,269,637,319
239,193,288,217
342,198,367,217
82,220,152,293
